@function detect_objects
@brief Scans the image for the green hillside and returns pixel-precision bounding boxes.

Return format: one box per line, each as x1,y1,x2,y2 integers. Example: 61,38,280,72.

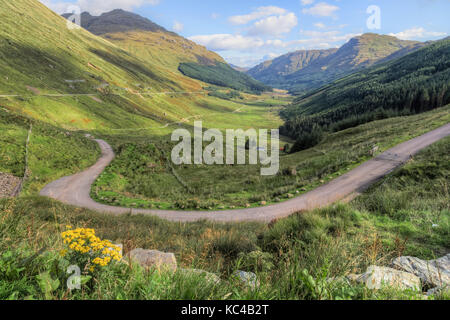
0,0,279,134
65,9,268,94
280,38,450,146
179,61,271,94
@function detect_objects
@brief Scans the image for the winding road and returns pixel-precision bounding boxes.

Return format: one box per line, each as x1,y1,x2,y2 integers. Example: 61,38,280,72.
40,123,450,223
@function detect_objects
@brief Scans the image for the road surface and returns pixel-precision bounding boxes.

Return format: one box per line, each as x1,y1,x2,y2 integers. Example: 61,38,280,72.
40,123,450,223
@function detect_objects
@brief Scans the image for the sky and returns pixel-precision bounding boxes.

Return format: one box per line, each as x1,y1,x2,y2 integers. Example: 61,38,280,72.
40,0,450,67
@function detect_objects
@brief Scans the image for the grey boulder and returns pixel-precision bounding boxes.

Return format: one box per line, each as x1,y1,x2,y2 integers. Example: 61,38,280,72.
391,254,450,288
128,248,177,272
350,266,421,290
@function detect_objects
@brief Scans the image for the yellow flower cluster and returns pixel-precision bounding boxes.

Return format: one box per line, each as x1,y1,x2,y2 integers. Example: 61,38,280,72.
61,226,122,270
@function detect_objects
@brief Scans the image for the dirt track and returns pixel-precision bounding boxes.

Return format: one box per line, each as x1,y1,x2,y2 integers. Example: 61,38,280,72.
40,123,450,222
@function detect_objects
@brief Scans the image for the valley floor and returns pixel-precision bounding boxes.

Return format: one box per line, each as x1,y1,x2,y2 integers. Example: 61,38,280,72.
40,123,450,222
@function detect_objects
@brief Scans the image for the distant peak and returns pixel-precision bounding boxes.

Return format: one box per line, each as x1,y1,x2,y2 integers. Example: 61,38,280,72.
63,9,171,35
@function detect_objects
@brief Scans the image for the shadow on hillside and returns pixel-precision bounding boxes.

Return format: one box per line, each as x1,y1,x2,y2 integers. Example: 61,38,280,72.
0,41,92,91
89,48,180,89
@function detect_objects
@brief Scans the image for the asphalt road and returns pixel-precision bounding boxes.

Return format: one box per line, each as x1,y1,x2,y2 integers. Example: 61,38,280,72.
40,123,450,223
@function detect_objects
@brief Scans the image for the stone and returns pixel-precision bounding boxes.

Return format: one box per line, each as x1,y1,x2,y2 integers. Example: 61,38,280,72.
260,201,267,206
179,269,221,286
233,271,259,289
287,193,294,199
128,248,177,272
352,266,421,290
391,254,450,288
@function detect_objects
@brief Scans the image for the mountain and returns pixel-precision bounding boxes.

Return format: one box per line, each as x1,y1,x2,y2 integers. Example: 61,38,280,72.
63,9,269,93
247,49,337,86
280,37,450,146
251,33,427,94
63,10,171,35
0,0,265,132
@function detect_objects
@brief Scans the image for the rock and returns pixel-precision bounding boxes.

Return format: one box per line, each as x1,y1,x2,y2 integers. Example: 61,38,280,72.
274,197,281,202
233,271,259,289
260,201,267,206
245,203,251,208
179,269,221,286
128,248,177,272
391,254,450,288
287,193,294,199
352,266,421,290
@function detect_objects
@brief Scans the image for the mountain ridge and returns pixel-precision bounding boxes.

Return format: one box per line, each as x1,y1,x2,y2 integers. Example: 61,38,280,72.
63,9,172,35
280,37,450,144
249,33,429,94
61,9,269,93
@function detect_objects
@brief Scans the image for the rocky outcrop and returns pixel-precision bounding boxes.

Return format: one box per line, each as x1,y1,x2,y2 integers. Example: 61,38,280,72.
348,266,421,290
128,248,177,271
391,254,450,288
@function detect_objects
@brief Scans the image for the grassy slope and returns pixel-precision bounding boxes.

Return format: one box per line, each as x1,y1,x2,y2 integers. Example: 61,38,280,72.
1,135,447,300
91,106,449,210
0,108,100,194
0,0,278,134
71,10,269,94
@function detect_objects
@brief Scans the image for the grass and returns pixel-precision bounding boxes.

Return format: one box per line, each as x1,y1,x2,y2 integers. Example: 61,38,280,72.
0,108,100,194
0,0,284,136
0,136,448,300
91,106,450,210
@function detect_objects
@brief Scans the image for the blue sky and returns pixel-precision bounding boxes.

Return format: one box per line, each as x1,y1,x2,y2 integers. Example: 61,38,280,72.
41,0,450,67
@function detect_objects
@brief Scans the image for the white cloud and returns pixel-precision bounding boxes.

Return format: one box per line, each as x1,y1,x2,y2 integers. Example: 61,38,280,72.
296,30,361,44
173,21,184,33
40,0,160,15
300,0,315,5
247,13,298,36
389,27,447,40
302,2,339,18
314,22,326,29
189,34,265,51
228,6,287,25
